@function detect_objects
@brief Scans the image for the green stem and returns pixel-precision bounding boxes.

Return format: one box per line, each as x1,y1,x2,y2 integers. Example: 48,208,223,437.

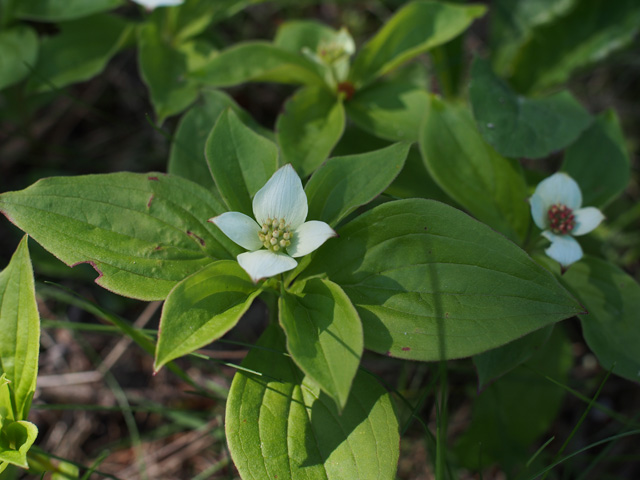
260,290,279,325
435,360,449,480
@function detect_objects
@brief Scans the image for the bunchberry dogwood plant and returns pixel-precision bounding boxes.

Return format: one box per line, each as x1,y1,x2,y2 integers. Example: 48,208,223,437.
210,164,336,282
530,172,605,268
0,1,639,478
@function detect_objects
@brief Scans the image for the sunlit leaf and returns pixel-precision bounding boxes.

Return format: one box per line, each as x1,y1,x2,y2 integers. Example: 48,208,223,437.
350,1,486,84
0,237,39,421
205,109,278,216
280,278,363,410
276,86,345,178
0,174,238,300
305,143,409,227
154,260,261,371
420,96,530,242
302,199,583,360
226,325,399,479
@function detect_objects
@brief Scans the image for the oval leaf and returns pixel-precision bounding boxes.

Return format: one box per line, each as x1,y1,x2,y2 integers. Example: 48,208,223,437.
508,0,640,93
169,90,270,191
205,109,278,216
305,142,409,227
350,1,486,84
279,278,363,410
419,96,530,242
469,57,592,159
301,199,584,361
138,23,201,122
154,260,261,371
28,14,131,93
540,255,640,382
0,237,39,421
276,86,345,178
561,110,630,208
15,0,123,21
473,325,553,389
274,20,339,53
0,420,38,470
194,42,325,87
456,328,571,470
226,325,399,480
0,26,38,91
0,173,238,301
346,81,429,142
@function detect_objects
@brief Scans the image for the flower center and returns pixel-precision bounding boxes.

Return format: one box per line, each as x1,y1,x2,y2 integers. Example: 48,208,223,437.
548,204,576,234
258,217,293,253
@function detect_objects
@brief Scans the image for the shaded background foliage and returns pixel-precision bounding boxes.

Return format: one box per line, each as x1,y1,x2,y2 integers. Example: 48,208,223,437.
0,0,639,478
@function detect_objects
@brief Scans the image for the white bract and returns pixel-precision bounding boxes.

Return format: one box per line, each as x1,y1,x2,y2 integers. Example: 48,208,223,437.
302,27,355,86
209,164,336,282
131,0,184,10
530,172,605,268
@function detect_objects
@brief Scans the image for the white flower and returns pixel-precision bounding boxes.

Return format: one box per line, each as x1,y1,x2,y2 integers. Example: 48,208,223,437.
530,172,605,268
131,0,184,10
209,164,336,282
302,27,355,86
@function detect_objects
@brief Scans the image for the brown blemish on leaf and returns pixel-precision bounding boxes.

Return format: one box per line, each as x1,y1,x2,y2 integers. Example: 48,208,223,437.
187,230,206,246
148,176,159,181
401,347,411,352
337,81,356,101
147,194,154,208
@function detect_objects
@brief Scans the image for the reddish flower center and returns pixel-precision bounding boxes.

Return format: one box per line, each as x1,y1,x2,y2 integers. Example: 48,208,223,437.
337,81,355,101
548,204,575,234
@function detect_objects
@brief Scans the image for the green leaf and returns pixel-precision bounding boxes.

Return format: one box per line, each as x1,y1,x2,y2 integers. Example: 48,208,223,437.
302,199,584,361
419,96,530,242
193,42,325,87
27,14,131,93
456,328,571,472
385,146,453,205
205,109,278,216
470,57,592,159
489,0,577,76
0,173,237,301
226,325,399,479
274,20,339,53
0,420,38,470
279,278,363,411
346,80,429,142
540,255,640,383
561,110,630,208
305,143,410,227
14,0,122,21
473,325,553,389
276,86,345,178
168,90,268,191
154,260,260,371
138,23,202,123
0,237,39,422
350,1,486,85
509,0,640,93
168,0,258,44
0,26,38,91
